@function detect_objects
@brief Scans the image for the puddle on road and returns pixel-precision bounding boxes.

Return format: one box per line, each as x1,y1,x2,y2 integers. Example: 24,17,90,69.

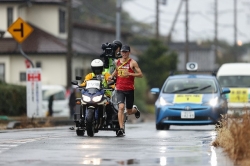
80,151,220,166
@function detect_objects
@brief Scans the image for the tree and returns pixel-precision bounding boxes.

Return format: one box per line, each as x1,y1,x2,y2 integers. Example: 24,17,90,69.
72,0,153,36
134,76,149,113
139,39,178,88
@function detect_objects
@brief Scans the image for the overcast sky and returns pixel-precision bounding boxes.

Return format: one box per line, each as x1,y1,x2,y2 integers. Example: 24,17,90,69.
123,0,250,45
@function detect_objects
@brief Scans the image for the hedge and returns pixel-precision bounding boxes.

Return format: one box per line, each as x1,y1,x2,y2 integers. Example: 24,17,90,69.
0,81,26,116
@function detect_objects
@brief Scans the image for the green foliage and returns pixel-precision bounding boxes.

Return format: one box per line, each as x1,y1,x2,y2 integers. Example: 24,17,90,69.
134,76,148,113
73,0,153,36
139,39,178,88
0,83,26,116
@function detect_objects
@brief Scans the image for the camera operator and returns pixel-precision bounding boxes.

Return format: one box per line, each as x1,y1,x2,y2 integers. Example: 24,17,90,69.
100,40,122,74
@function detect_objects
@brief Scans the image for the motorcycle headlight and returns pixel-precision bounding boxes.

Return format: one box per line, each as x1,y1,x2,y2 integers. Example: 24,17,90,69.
159,97,173,106
93,95,102,102
82,95,91,102
209,97,218,107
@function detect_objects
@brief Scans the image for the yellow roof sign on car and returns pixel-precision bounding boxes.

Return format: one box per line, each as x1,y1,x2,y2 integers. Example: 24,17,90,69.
8,17,33,43
174,94,203,104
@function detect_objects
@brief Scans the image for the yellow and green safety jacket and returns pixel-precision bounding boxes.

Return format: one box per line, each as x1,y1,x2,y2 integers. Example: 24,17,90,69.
80,71,114,97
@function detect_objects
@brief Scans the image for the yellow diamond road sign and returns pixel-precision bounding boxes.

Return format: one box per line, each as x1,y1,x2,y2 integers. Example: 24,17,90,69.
8,17,33,43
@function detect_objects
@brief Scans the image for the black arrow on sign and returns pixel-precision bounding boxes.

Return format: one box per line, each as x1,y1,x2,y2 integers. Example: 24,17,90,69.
13,23,23,37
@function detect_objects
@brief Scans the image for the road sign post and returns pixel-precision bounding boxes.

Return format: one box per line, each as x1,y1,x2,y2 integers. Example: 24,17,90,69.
8,17,34,67
8,18,42,118
26,68,43,118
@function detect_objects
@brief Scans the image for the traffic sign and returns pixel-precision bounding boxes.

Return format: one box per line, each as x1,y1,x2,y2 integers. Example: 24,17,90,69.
26,68,42,118
8,17,33,43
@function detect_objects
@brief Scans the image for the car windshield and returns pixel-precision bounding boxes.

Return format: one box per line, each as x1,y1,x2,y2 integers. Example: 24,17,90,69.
218,76,250,87
163,78,217,94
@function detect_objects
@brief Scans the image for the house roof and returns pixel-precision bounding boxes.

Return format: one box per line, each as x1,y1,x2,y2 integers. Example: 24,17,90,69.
0,0,66,4
73,23,131,37
0,0,81,7
0,23,100,56
0,24,66,54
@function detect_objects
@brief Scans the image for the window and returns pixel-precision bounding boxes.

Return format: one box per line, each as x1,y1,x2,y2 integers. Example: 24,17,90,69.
75,68,84,77
59,9,66,33
0,63,5,82
20,72,26,82
36,61,42,68
7,7,13,28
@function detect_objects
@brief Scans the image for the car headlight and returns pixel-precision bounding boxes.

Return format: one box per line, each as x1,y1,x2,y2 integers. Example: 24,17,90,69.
82,95,91,102
209,97,218,107
93,95,102,102
159,97,173,106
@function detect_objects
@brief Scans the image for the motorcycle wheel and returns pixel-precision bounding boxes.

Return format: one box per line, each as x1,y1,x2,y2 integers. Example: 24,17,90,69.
86,108,95,137
76,129,84,136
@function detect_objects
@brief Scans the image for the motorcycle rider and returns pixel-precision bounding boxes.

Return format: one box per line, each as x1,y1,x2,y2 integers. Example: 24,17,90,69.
80,59,114,128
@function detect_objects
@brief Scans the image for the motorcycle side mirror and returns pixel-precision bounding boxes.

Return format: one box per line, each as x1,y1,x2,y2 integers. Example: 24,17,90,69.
75,76,82,80
71,80,78,85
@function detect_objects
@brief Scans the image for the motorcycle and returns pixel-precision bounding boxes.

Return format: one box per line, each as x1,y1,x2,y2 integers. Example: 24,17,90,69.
71,75,127,137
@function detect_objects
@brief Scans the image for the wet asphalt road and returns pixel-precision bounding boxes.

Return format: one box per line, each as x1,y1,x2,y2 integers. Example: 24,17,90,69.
0,122,235,166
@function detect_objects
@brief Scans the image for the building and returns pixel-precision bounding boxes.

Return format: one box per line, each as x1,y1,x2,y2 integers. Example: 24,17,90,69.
0,0,130,87
168,42,218,73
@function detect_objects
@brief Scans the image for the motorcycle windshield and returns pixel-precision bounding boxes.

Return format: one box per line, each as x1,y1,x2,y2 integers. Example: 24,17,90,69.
82,88,104,95
85,88,98,94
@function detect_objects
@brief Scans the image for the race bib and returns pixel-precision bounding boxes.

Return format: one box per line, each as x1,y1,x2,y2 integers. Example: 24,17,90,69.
174,94,203,104
118,68,129,77
86,80,101,89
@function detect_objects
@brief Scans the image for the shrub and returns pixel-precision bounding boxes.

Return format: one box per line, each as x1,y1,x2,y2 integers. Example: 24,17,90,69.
0,83,26,116
212,111,250,166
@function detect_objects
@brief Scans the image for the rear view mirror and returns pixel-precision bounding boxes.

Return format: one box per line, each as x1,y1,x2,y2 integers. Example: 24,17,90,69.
71,80,78,85
75,76,82,80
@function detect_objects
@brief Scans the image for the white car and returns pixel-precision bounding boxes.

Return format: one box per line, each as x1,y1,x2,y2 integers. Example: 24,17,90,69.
42,85,70,118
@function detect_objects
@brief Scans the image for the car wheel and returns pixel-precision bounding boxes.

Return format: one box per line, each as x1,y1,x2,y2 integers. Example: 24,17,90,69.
156,123,164,130
165,125,170,130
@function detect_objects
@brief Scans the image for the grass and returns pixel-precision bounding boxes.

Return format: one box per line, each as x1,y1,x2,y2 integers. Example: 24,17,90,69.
0,116,53,130
212,111,250,166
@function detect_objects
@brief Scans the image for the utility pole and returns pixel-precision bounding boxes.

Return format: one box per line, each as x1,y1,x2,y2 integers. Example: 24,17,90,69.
116,0,122,40
167,0,183,43
234,0,238,62
214,0,218,60
156,0,159,39
185,0,189,71
67,0,72,88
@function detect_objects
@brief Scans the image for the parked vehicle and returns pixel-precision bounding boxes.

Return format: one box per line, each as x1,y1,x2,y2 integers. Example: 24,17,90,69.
42,85,70,118
151,62,230,130
72,76,127,137
216,63,250,114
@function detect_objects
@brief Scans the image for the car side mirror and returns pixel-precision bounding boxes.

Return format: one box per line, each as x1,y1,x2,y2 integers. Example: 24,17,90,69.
150,88,160,95
221,87,230,94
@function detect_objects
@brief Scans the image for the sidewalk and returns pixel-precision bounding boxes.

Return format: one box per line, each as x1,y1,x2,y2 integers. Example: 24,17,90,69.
0,113,155,130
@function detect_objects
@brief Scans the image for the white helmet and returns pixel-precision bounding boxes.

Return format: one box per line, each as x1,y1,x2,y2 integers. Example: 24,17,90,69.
91,59,104,75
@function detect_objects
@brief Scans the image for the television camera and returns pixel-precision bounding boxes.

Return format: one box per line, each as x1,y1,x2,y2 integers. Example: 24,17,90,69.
100,42,122,69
